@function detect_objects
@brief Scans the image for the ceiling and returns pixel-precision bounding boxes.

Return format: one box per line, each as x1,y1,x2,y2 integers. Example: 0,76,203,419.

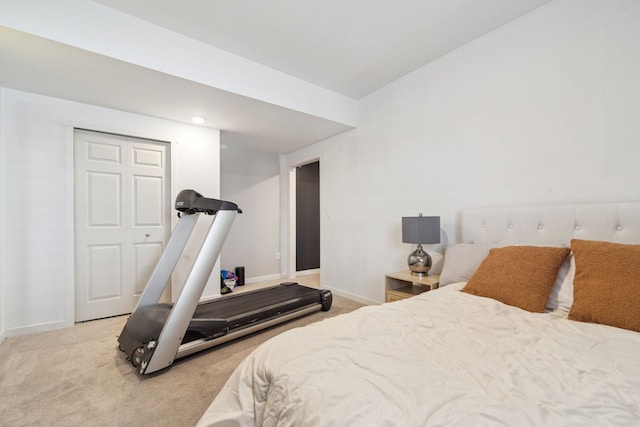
0,0,552,153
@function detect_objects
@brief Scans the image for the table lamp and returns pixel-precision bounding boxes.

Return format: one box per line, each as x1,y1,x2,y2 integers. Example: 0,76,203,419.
402,214,440,276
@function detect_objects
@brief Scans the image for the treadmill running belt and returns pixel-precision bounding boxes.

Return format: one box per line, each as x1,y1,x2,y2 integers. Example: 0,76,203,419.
195,283,320,320
192,282,327,334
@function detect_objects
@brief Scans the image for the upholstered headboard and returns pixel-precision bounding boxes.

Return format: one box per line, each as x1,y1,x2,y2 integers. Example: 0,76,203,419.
461,202,640,245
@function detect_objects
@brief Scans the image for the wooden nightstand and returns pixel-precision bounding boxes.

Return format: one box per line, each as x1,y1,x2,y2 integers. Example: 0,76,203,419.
385,271,440,302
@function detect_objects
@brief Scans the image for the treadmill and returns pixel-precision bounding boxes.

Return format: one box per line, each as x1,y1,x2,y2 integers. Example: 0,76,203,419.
118,190,332,375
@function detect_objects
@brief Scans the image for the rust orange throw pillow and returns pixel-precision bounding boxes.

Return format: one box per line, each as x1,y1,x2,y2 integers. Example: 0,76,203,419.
568,239,640,332
462,246,570,312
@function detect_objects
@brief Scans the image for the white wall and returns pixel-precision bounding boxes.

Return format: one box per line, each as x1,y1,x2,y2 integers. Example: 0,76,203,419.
285,0,640,304
0,89,221,337
0,89,4,342
220,143,281,282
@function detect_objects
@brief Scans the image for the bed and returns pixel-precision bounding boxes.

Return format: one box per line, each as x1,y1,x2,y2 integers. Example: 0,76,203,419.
197,202,640,426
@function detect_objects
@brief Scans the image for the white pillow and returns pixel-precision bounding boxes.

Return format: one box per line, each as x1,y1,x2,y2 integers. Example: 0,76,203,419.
439,243,498,286
545,252,575,312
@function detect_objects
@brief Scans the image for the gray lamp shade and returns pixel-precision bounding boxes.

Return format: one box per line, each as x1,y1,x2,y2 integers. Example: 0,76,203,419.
402,216,441,244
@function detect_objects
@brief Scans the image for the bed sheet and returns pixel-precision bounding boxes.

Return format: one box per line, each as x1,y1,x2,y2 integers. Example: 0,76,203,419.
197,284,640,426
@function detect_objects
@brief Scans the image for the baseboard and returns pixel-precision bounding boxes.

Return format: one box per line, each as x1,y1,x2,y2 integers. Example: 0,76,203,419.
244,273,283,285
5,319,73,338
243,270,320,285
295,268,320,277
0,329,5,343
324,286,378,306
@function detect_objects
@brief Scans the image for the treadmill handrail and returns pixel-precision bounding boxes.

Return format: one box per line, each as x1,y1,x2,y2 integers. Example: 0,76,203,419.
175,189,242,214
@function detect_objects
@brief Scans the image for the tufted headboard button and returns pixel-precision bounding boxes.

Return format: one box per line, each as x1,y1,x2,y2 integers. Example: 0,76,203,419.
461,202,640,244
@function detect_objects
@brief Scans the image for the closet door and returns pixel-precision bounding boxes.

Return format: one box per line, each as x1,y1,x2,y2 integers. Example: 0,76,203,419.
74,130,170,322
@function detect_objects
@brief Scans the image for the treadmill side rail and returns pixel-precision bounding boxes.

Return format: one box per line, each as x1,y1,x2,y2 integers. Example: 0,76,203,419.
175,303,323,359
134,213,198,310
143,209,237,374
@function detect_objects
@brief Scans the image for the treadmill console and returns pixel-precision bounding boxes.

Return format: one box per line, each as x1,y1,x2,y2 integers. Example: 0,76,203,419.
175,189,242,215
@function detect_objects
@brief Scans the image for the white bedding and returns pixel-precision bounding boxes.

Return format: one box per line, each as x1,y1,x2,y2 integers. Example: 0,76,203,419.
197,285,640,426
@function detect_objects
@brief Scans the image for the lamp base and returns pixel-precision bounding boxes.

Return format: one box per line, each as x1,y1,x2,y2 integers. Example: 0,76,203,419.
407,244,432,276
410,271,430,277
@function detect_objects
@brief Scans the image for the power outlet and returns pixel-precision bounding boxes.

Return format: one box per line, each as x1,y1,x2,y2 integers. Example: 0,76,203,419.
275,252,281,260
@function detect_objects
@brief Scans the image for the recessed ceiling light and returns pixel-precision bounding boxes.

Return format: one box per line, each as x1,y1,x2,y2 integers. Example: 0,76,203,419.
191,116,206,124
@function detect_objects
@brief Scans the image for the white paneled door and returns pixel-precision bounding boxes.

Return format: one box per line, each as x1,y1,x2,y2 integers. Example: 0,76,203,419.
74,130,170,322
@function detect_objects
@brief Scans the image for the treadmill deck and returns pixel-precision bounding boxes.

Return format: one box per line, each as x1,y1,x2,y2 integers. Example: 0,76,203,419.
118,282,332,371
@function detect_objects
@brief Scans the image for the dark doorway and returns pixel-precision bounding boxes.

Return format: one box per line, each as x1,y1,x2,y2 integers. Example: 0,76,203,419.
296,161,320,271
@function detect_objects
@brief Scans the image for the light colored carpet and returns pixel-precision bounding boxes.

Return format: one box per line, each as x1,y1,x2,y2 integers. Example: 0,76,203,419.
0,286,363,427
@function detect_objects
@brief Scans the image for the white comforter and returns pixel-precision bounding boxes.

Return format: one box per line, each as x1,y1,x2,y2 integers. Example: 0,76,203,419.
197,284,640,426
